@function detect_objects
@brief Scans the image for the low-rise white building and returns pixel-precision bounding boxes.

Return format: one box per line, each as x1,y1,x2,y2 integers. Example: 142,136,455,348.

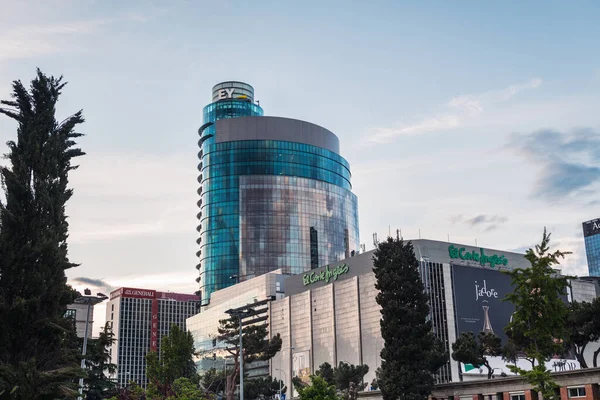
187,270,287,378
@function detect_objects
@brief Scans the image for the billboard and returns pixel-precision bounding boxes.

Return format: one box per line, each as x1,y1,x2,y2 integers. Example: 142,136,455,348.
452,264,578,377
452,264,514,344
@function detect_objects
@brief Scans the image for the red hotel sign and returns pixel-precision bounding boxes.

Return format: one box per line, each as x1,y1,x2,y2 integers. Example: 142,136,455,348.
123,288,156,299
151,299,159,351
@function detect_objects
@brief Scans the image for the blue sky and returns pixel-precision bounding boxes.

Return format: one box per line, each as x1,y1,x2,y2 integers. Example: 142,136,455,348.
1,1,599,333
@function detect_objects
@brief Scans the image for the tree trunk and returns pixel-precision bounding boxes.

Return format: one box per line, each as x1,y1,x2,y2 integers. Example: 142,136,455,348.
484,361,493,379
576,344,588,368
227,362,239,400
593,347,600,367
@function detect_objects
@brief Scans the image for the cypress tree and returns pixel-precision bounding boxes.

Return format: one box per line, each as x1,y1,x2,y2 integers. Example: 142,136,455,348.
0,69,85,399
373,235,446,400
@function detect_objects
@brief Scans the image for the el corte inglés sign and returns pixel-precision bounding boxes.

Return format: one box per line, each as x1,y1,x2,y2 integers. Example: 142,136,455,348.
302,263,350,286
448,245,508,268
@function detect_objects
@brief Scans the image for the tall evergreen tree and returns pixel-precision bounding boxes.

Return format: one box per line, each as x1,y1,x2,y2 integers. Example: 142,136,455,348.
84,322,118,399
373,235,447,400
504,228,571,400
0,70,85,399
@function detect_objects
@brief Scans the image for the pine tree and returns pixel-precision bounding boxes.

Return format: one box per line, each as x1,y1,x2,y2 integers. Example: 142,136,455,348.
216,317,282,400
84,322,118,399
504,228,571,400
451,332,502,379
373,235,447,400
567,299,600,368
0,70,85,399
243,376,285,400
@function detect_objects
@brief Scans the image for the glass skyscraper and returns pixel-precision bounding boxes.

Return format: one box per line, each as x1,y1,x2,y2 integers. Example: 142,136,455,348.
196,82,359,304
583,218,600,276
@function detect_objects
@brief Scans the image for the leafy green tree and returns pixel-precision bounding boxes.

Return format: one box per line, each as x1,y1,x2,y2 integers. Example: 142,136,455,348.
84,322,118,399
216,317,282,400
373,235,448,400
296,376,339,400
244,376,285,400
504,228,571,400
166,377,206,400
567,299,600,368
0,70,85,399
451,332,502,379
146,324,199,397
107,381,146,400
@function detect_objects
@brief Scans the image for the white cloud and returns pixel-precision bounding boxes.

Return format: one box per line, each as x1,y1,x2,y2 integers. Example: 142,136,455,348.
68,151,198,243
448,77,543,114
368,78,543,143
368,115,460,143
0,14,146,60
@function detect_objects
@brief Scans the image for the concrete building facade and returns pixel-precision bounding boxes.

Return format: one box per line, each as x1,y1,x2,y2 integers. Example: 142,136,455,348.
267,239,598,394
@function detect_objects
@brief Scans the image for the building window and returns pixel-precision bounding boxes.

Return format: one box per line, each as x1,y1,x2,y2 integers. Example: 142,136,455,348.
568,387,586,398
310,227,319,270
510,393,525,400
65,309,76,320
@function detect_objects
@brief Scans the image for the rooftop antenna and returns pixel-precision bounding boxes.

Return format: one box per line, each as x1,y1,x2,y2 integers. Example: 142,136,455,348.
373,232,379,247
419,229,421,239
475,238,478,247
399,229,403,240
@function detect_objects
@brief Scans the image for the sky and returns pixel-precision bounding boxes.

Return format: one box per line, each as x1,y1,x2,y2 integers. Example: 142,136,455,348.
1,0,599,336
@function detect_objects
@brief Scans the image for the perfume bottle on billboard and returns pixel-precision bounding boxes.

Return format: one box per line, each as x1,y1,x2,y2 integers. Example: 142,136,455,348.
482,302,494,334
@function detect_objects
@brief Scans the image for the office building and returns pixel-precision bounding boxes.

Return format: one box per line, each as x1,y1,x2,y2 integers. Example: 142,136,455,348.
196,81,359,305
265,239,597,393
584,218,600,276
106,287,199,387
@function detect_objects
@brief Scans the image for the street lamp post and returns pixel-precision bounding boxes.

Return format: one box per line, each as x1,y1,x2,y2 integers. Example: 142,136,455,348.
225,296,276,400
275,368,286,400
74,289,108,400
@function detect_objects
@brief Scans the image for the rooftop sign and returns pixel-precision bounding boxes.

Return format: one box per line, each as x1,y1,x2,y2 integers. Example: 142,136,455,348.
303,263,349,286
583,218,600,238
448,245,508,268
110,287,156,300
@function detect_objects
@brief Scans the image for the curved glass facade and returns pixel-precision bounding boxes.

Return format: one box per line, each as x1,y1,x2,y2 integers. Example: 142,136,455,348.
197,82,359,304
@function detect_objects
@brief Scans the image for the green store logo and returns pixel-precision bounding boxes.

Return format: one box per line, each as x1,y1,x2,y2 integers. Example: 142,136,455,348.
303,263,350,286
448,245,508,268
